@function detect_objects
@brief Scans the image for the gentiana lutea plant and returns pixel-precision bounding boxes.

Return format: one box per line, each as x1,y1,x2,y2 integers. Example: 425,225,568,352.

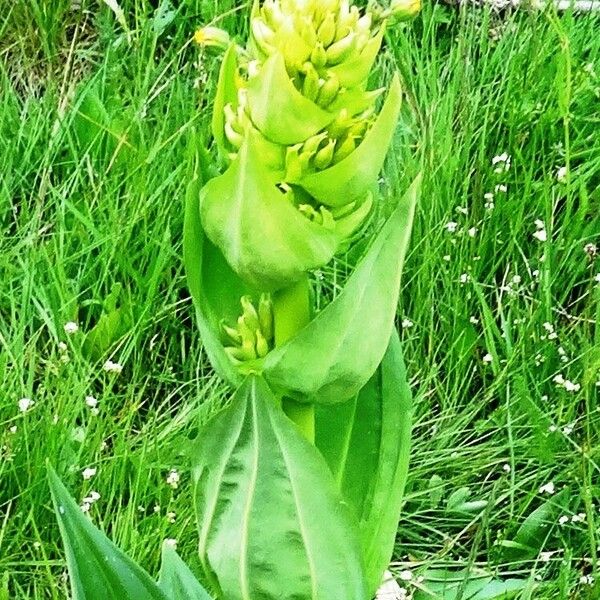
48,1,420,598
186,0,421,597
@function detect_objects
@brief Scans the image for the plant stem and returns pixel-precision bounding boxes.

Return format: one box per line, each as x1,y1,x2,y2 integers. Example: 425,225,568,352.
272,274,315,443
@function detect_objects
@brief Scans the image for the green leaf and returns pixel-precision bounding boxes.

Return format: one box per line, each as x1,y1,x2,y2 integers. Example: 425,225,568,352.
414,568,529,600
315,330,412,597
212,44,240,159
246,52,335,145
200,129,338,291
157,543,212,599
192,376,367,600
183,135,250,386
263,175,420,404
297,73,402,207
328,26,385,88
501,491,567,562
47,465,170,600
82,306,132,361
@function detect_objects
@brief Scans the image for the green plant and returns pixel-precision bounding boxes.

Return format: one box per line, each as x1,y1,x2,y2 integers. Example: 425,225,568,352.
47,465,212,599
184,1,420,598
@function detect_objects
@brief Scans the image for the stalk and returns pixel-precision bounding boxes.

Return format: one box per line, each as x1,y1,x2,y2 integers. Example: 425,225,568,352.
272,274,315,443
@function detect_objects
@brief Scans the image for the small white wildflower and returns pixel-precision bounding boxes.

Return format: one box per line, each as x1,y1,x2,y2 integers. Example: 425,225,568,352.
539,481,555,495
563,380,580,393
467,227,478,238
456,206,469,215
511,275,522,285
558,515,569,525
492,153,511,173
541,395,548,401
153,504,161,514
556,166,568,183
484,192,494,201
58,341,68,353
401,319,414,329
549,424,558,433
9,425,17,434
80,502,91,513
571,513,586,523
533,229,547,242
583,243,597,258
553,374,565,385
532,269,540,278
469,316,479,325
103,360,123,374
398,570,413,582
85,395,98,409
535,219,545,230
167,511,177,524
64,321,79,335
164,538,178,549
495,184,508,193
483,353,493,364
492,152,510,165
595,273,600,284
580,574,594,586
503,463,511,473
18,398,34,413
540,551,553,563
82,467,97,480
166,469,180,489
562,424,574,436
484,201,495,211
445,221,459,233
443,254,451,262
459,273,470,284
84,491,101,503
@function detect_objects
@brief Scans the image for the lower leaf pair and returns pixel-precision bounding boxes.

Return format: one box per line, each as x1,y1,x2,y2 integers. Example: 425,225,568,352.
191,331,411,600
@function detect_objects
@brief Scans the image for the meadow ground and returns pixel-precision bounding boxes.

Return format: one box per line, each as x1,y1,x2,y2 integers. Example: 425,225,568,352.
1,1,599,598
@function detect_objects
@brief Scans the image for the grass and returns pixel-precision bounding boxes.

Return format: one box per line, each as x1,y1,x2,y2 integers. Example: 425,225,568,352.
1,1,599,598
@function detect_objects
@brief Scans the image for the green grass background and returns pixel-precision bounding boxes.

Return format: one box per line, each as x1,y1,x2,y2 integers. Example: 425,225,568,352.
1,0,599,597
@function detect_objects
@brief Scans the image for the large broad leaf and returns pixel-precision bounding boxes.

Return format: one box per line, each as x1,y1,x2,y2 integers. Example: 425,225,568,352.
212,43,239,159
47,465,171,600
316,330,412,597
200,129,338,291
192,376,367,600
183,134,251,387
263,175,420,404
329,26,386,89
157,543,212,599
246,52,335,145
296,73,403,207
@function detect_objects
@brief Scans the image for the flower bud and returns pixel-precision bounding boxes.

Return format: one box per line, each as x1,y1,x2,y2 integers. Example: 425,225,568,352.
193,26,230,52
302,132,328,155
326,32,357,66
313,139,336,170
285,144,304,181
262,0,285,29
317,13,337,47
241,295,261,330
221,321,242,345
258,293,274,342
389,0,422,21
315,74,340,108
310,42,327,69
224,121,244,148
301,62,320,101
332,134,356,163
326,109,351,139
251,18,276,55
255,329,270,358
